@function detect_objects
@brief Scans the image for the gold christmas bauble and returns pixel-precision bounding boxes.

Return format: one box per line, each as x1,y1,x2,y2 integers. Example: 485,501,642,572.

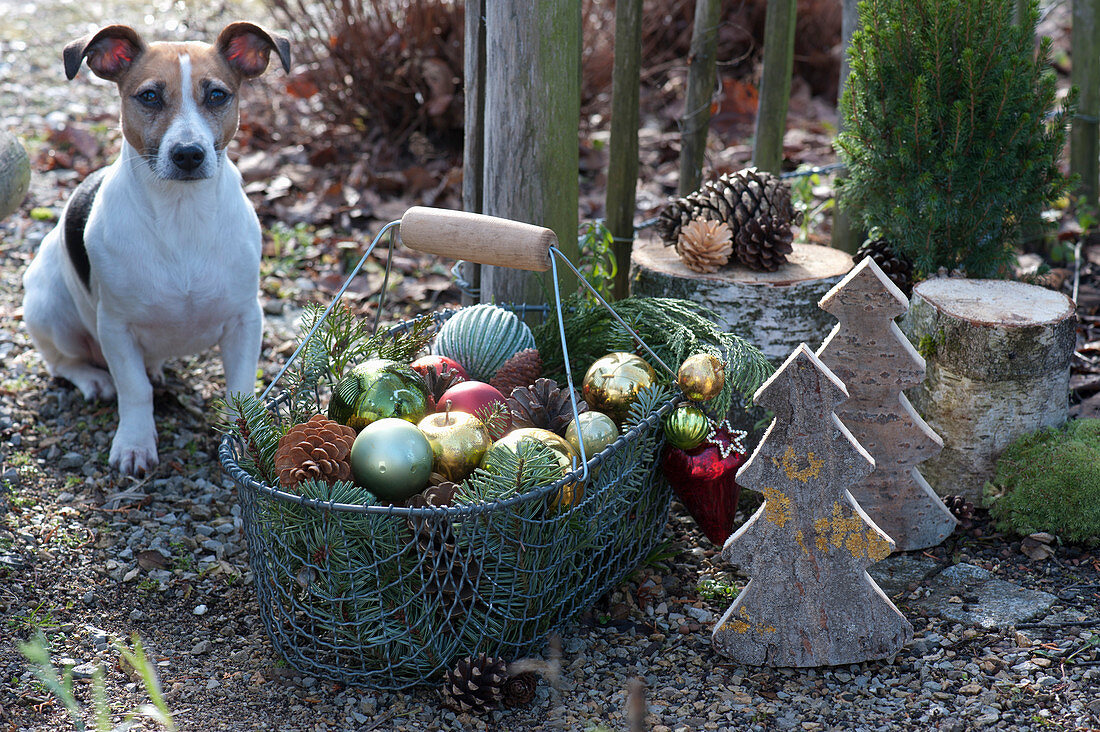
417,410,491,483
676,353,725,402
485,427,582,512
581,353,657,424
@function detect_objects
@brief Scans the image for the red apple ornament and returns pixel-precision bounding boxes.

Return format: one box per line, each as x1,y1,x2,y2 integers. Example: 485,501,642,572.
660,422,748,546
438,380,512,438
410,355,468,381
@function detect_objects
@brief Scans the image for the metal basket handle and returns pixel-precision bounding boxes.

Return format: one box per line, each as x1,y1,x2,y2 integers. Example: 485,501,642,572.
399,206,554,272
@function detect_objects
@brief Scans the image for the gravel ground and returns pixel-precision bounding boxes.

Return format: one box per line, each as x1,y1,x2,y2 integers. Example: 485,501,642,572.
2,1,1100,730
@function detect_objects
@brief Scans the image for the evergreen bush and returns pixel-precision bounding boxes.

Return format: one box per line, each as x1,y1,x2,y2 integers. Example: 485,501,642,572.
985,419,1100,544
836,0,1073,278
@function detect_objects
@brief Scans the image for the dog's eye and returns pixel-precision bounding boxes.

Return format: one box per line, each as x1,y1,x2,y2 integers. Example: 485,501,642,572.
206,88,230,107
135,89,161,108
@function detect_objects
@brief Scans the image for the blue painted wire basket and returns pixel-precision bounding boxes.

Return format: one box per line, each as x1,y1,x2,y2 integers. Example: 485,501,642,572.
219,209,678,689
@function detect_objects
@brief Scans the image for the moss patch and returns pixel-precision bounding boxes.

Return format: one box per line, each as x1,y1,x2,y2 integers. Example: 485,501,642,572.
985,419,1100,544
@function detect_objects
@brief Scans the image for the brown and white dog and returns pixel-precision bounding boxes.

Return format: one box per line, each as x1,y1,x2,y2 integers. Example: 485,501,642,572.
22,23,290,476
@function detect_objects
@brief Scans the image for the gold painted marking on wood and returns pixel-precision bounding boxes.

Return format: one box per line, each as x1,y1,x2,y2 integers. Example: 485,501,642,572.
772,446,824,483
761,487,793,526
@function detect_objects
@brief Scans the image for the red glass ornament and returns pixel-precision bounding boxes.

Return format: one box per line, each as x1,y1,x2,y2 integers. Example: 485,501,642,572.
661,423,748,546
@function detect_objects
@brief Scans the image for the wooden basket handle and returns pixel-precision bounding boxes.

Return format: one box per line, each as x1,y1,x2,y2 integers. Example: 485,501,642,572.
399,206,555,272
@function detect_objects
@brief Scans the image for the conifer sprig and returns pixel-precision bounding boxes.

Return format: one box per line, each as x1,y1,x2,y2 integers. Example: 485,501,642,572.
836,0,1074,278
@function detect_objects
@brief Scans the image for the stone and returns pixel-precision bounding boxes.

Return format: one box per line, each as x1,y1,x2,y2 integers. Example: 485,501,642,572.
816,258,956,550
712,345,913,667
0,129,30,221
900,278,1076,501
916,563,1057,629
867,554,941,601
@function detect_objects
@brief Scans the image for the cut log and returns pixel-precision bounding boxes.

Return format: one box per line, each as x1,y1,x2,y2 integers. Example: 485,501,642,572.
900,278,1077,503
0,130,30,221
629,237,853,364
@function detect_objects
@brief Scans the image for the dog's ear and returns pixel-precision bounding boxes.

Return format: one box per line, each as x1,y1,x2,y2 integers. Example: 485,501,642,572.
63,25,146,81
216,22,291,79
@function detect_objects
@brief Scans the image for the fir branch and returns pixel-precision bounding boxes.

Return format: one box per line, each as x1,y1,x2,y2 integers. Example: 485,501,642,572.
455,441,563,506
533,295,772,419
471,400,510,441
218,393,281,485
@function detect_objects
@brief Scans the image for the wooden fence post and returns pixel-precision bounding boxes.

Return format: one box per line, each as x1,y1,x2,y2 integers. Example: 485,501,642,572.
831,0,862,253
479,2,580,306
606,0,645,300
678,0,722,196
1072,0,1100,209
461,0,487,305
751,0,797,174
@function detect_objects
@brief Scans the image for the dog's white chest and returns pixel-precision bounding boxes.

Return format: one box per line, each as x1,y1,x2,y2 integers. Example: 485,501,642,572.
84,157,262,359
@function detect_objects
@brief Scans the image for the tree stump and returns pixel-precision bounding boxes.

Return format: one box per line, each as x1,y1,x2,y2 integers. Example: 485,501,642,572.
900,278,1077,503
817,258,956,551
712,344,913,667
630,238,853,364
0,130,30,221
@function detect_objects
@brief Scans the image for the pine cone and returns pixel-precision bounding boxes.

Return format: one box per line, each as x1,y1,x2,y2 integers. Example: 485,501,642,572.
658,168,797,272
676,219,733,273
443,654,507,714
490,348,543,394
854,237,914,295
421,365,467,410
501,671,538,708
507,378,588,436
942,495,975,529
273,415,357,491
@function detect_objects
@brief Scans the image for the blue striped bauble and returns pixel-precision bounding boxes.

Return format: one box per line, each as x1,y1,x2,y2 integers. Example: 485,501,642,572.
432,304,535,382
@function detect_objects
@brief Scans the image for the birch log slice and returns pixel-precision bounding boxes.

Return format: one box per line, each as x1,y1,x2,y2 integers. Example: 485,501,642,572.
900,278,1077,503
629,238,853,363
0,130,30,221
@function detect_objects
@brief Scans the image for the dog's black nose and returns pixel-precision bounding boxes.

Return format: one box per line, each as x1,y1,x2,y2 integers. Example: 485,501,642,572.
171,145,205,172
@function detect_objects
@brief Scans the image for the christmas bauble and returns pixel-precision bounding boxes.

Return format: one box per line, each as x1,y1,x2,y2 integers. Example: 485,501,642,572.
660,423,748,546
677,353,725,402
417,409,491,483
350,418,434,501
432,304,535,381
485,428,581,512
410,354,468,381
581,353,657,424
328,359,430,431
438,381,511,437
564,411,618,459
663,404,710,450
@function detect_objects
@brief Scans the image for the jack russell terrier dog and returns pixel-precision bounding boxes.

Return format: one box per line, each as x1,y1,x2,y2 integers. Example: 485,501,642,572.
22,22,290,476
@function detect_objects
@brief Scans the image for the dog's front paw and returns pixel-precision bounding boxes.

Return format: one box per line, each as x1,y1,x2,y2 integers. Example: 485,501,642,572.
109,434,158,477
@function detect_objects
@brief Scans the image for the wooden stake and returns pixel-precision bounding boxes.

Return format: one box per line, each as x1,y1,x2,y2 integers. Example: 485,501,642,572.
606,0,644,299
752,0,797,173
678,0,722,196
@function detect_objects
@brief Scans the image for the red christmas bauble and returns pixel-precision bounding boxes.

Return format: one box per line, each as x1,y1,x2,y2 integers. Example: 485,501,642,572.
660,423,748,546
437,381,512,437
410,355,468,381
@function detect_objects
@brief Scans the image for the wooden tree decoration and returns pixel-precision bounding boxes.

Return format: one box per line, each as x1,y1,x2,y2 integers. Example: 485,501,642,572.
816,257,956,551
712,345,913,667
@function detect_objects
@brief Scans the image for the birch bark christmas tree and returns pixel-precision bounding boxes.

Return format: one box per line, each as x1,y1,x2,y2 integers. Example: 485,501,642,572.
816,257,956,550
712,345,912,667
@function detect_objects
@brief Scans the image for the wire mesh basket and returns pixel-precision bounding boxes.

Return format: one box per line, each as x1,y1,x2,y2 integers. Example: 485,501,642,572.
220,208,681,689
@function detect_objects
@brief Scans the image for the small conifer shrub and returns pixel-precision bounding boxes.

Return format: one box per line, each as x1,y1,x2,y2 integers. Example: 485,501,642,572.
985,419,1100,544
836,0,1074,278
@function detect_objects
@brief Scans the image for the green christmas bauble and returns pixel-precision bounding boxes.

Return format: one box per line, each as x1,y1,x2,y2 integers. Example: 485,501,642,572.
663,404,710,450
328,359,429,431
564,411,618,459
349,418,433,501
581,353,657,424
432,304,535,382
